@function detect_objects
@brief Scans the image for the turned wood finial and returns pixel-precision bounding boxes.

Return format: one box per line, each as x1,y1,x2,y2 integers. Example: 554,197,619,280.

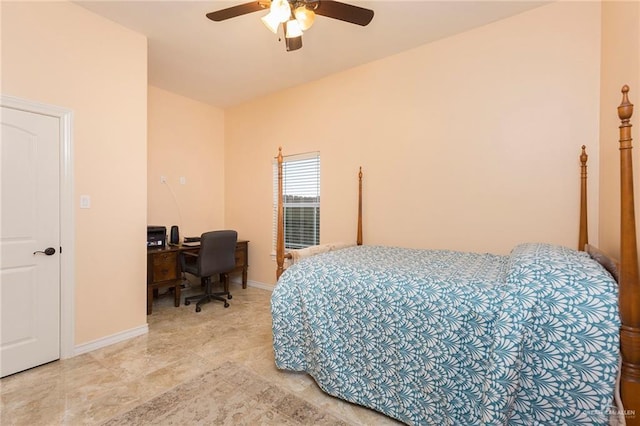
580,145,588,166
619,85,634,124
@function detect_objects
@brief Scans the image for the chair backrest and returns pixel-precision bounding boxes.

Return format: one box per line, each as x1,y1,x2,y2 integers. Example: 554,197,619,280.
197,230,238,277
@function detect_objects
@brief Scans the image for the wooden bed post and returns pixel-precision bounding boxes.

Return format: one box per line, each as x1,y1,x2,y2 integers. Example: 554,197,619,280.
618,85,640,425
276,147,285,280
357,167,363,246
578,145,589,251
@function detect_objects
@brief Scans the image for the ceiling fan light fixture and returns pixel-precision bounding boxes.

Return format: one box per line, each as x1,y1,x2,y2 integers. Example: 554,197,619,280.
206,0,375,53
261,11,280,33
294,5,315,31
285,35,303,52
270,0,292,23
284,19,303,39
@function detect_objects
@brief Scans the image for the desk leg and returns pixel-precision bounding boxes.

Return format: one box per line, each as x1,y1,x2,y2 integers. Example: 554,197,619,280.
174,283,181,307
242,267,247,289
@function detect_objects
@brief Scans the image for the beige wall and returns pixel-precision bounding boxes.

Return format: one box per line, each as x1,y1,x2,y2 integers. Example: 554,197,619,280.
147,86,226,238
1,0,626,347
1,2,148,345
599,1,640,259
225,1,603,287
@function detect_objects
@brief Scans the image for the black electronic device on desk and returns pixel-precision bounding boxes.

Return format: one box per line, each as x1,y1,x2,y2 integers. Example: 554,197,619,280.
182,236,201,247
147,226,166,248
169,225,180,245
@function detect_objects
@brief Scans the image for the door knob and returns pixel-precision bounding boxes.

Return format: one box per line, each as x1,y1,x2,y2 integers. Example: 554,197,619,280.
33,247,56,256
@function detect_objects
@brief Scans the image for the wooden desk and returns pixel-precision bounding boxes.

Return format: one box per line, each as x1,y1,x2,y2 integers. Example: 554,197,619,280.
146,240,249,315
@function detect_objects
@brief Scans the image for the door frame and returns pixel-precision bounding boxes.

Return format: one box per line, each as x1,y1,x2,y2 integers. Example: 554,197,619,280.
1,94,75,359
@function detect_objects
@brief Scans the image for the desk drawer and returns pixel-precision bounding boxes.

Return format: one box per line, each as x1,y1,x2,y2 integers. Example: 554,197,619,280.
152,252,178,282
234,242,247,268
234,249,245,267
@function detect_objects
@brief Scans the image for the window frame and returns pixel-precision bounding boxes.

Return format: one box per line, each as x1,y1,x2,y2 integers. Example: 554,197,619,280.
272,151,321,253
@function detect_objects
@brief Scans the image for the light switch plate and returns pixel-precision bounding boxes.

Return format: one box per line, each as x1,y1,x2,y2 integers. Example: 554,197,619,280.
80,195,91,209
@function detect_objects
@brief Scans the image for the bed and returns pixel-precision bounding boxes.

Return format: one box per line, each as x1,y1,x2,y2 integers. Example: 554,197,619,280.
271,86,639,425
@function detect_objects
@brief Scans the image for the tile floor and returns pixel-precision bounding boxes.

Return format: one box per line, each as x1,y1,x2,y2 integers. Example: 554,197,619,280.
0,283,401,425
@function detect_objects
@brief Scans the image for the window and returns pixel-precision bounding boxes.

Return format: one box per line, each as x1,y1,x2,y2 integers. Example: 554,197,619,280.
273,152,320,250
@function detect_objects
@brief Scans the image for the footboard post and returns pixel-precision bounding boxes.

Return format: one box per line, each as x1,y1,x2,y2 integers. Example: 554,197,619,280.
579,145,589,251
618,85,640,425
357,167,363,246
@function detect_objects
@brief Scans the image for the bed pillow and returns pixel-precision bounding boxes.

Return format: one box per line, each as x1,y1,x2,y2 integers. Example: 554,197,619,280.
501,242,619,424
288,244,332,264
288,242,356,264
505,242,615,287
327,242,355,251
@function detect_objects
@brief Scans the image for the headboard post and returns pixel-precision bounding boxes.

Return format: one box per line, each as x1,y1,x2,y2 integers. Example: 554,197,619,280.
357,167,363,246
618,85,640,425
579,145,589,251
276,147,285,280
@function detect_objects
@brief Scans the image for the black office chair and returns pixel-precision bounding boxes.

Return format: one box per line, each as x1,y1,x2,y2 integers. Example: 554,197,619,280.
181,230,238,312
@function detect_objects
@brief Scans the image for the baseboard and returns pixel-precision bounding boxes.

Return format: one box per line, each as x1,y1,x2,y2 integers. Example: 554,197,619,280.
247,280,274,291
72,282,269,357
73,323,149,357
230,277,274,292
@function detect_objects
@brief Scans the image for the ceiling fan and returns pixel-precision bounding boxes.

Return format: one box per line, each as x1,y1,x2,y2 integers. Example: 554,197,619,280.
206,0,374,52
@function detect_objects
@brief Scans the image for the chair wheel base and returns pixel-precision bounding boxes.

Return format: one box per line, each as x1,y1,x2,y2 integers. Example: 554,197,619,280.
183,287,232,312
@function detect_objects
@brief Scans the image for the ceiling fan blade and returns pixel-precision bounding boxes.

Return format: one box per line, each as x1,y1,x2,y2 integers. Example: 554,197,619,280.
206,2,266,22
315,1,374,26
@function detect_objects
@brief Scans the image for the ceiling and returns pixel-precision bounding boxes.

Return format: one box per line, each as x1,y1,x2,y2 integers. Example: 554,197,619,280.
75,1,547,108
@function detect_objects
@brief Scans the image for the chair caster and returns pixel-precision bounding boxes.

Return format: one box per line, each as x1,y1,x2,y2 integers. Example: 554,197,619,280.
224,302,229,308
227,294,232,300
196,306,201,312
185,300,191,306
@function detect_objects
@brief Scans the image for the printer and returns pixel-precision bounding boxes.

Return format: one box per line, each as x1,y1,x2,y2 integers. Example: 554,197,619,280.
147,226,166,248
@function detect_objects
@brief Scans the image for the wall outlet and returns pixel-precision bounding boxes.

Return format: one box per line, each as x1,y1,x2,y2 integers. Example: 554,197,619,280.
160,176,167,184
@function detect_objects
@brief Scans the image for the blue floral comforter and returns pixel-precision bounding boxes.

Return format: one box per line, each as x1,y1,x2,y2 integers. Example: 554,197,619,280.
271,243,619,425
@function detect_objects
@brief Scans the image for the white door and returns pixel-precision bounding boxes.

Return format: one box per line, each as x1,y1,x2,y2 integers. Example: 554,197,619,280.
1,106,61,377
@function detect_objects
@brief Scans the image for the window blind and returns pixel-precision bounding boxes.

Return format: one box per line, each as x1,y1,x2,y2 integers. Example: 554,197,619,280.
273,152,320,251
